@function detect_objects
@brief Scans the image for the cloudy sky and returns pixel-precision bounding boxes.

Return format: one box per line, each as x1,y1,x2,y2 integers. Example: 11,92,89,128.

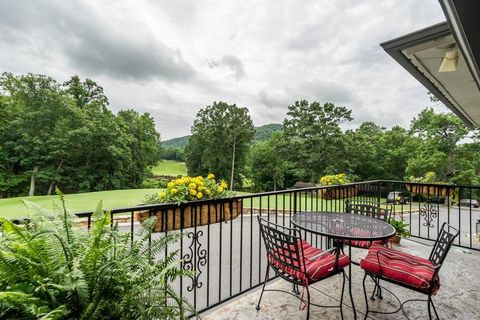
0,0,448,139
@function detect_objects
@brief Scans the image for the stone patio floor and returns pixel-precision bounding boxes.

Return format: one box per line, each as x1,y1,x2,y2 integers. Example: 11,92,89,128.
203,239,480,319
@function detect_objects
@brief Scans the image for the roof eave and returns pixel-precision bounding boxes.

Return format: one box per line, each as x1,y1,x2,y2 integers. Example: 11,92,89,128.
380,22,476,127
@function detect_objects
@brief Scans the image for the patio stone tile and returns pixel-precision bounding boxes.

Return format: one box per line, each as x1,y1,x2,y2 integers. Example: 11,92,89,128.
203,239,480,319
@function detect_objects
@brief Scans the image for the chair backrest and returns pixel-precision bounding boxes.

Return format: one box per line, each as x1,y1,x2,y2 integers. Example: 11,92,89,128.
345,200,391,222
257,216,305,278
429,222,459,269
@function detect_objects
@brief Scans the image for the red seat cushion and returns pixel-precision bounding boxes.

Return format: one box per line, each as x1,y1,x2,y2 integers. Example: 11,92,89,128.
269,241,350,285
342,227,386,248
343,239,384,249
360,244,439,293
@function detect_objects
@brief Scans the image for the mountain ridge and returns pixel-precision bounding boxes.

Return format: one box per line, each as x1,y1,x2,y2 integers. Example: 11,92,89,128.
162,123,282,148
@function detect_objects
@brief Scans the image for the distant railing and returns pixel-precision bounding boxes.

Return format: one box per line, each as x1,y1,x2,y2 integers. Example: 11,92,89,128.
72,180,480,316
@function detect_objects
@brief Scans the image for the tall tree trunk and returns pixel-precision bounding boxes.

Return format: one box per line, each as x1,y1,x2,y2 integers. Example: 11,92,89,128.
47,160,64,195
230,141,236,191
273,174,277,191
47,183,55,196
29,166,38,196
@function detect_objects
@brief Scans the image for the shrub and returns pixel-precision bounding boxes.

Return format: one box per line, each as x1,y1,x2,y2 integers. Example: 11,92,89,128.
319,173,351,186
388,217,411,238
141,178,169,189
0,190,193,319
145,173,232,205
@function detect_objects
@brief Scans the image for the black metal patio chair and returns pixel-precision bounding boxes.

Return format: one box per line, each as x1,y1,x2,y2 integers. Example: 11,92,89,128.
343,200,393,257
360,222,459,320
256,216,351,320
342,201,393,299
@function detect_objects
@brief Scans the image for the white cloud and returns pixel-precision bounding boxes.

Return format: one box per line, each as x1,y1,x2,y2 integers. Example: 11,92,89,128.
0,0,446,139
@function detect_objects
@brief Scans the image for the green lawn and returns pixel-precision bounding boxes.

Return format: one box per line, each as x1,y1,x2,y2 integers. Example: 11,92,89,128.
0,188,163,219
0,184,391,221
150,160,187,176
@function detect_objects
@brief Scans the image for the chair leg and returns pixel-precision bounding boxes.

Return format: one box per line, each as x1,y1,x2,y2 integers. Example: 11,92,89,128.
428,296,432,320
256,264,270,311
340,271,346,320
370,276,377,301
376,279,383,299
362,273,369,320
306,285,311,320
292,283,300,295
428,296,440,320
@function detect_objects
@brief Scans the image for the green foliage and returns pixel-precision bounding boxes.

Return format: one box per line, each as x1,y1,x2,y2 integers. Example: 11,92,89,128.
249,132,286,191
388,218,411,238
319,173,351,186
0,191,193,319
145,174,231,205
162,147,186,161
141,178,169,189
282,100,353,183
408,171,439,183
253,123,282,142
185,101,255,189
0,73,160,197
407,107,469,181
163,124,282,150
162,136,190,149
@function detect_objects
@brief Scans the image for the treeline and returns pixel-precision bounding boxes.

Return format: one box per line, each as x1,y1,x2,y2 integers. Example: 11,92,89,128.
2,72,478,197
160,123,284,162
184,100,480,191
0,73,160,197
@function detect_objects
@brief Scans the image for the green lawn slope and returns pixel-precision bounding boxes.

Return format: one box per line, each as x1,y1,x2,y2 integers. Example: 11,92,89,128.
0,188,163,219
150,160,187,176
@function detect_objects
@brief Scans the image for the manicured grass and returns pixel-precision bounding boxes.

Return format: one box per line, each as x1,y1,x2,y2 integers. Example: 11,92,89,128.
150,160,187,176
0,188,163,219
0,185,397,221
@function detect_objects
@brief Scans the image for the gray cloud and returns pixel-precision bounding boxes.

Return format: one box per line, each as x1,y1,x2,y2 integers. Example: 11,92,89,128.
0,0,447,139
65,30,195,81
207,55,245,80
258,90,289,110
0,0,195,81
300,80,354,104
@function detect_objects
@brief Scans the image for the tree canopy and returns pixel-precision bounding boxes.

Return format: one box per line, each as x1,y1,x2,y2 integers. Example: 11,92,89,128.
0,73,160,197
282,100,353,183
249,100,479,192
185,101,255,188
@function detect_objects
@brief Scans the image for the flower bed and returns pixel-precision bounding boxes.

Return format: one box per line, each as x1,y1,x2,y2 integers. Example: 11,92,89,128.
140,173,239,232
319,173,357,199
136,200,240,232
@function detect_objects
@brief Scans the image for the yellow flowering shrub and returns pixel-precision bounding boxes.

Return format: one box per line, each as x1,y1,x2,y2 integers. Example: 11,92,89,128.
319,173,351,186
145,173,232,204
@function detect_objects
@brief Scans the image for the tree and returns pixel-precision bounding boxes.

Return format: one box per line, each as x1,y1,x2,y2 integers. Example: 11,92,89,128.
0,73,74,196
0,73,161,196
117,110,161,186
408,108,469,180
344,122,386,180
162,147,185,161
282,100,353,182
185,101,255,189
250,131,286,191
63,75,109,110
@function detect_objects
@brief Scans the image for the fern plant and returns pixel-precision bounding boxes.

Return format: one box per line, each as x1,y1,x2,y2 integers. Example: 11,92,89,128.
0,190,194,319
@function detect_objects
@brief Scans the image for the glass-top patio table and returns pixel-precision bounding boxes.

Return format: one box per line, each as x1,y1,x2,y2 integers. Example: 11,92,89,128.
291,211,396,319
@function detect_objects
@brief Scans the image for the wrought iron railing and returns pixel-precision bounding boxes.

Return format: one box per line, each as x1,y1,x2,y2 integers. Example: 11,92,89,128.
72,180,480,316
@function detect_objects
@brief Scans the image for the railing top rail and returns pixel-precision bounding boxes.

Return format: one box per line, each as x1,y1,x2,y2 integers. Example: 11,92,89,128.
73,181,378,217
61,179,480,218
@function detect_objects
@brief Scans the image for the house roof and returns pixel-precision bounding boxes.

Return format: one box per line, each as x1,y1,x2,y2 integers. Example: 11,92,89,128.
380,0,480,127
